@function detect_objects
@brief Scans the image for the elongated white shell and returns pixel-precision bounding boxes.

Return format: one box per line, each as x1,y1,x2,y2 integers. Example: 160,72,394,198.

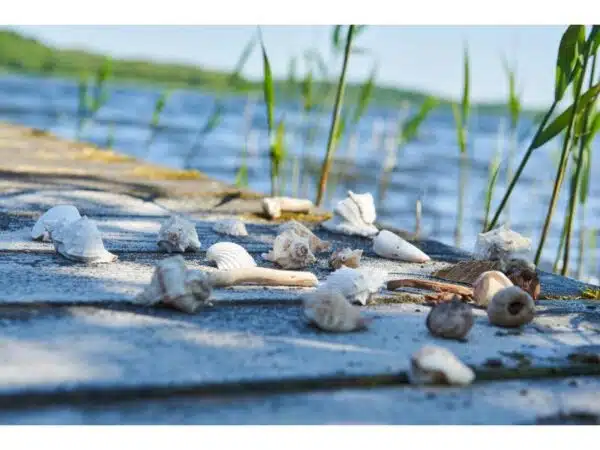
303,288,368,332
206,242,257,270
262,197,314,219
262,230,316,269
409,345,475,386
212,219,248,237
157,215,201,253
278,220,331,253
474,224,532,261
372,230,430,262
53,216,117,263
321,190,379,237
31,205,81,242
320,267,387,306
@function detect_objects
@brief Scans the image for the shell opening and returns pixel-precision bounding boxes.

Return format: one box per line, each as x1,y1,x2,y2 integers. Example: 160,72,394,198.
508,301,524,315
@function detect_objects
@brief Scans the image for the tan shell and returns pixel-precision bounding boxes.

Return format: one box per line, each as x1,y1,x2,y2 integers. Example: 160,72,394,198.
409,345,475,386
426,298,474,340
303,288,369,333
472,271,513,307
262,197,313,219
502,258,540,301
329,248,363,269
487,286,535,328
262,229,316,269
278,220,331,253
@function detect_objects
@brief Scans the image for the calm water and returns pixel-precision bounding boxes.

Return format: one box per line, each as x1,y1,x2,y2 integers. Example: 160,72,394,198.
1,73,598,282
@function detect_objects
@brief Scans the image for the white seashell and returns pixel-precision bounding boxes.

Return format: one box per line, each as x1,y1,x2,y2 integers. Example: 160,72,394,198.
157,215,201,253
53,216,117,264
329,248,363,270
472,271,514,307
303,288,369,332
278,220,331,253
372,230,430,262
319,267,387,306
321,190,379,237
409,345,475,386
206,242,257,270
31,205,81,242
487,286,535,328
262,197,314,219
212,219,249,237
134,256,212,314
474,224,532,261
262,229,316,269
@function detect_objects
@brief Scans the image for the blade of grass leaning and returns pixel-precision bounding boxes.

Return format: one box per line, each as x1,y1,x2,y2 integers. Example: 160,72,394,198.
146,90,172,149
351,64,377,126
483,129,504,231
400,97,439,145
270,120,287,196
316,25,356,206
258,29,277,195
76,72,89,138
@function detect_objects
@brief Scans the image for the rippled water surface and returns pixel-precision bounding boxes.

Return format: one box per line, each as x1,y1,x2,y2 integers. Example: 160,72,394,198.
1,73,598,281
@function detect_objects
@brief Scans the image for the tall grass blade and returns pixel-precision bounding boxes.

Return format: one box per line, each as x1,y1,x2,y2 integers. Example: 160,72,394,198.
483,142,503,231
461,45,470,123
270,120,287,196
554,25,586,102
399,97,438,145
351,65,377,126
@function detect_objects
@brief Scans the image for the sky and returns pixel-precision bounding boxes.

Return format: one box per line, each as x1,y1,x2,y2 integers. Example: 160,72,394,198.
7,25,568,109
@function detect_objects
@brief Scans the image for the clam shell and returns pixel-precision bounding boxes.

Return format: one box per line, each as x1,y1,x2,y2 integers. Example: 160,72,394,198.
157,215,201,253
329,248,363,269
206,242,257,270
320,267,387,306
372,230,430,262
474,224,532,261
278,220,331,253
303,288,369,332
212,219,249,237
53,216,117,264
472,271,513,307
31,205,81,242
262,229,316,269
409,345,475,386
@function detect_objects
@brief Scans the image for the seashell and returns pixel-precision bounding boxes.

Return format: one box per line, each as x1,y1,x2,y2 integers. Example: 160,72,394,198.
372,230,430,262
472,271,513,307
409,345,475,386
502,258,540,301
278,220,331,253
262,229,316,269
206,242,257,270
319,267,387,305
474,224,532,261
329,248,363,270
321,190,379,237
53,216,117,264
212,219,249,237
303,288,369,332
157,215,201,253
487,286,535,328
31,205,81,242
134,256,212,314
262,197,314,219
426,297,474,340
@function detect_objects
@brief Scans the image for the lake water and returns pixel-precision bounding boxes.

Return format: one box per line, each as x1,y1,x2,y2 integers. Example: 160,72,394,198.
1,73,598,283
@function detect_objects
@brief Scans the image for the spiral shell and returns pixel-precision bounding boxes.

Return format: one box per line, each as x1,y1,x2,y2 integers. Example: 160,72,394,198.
487,286,535,328
409,345,475,386
372,230,430,262
278,220,331,253
303,288,369,332
157,215,201,253
31,205,81,242
53,216,117,264
206,242,257,270
212,219,249,237
472,271,513,307
320,267,387,306
329,248,363,270
321,190,379,237
426,298,474,340
262,229,316,269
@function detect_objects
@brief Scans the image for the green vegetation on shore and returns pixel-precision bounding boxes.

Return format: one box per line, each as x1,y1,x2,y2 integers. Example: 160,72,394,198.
0,29,536,115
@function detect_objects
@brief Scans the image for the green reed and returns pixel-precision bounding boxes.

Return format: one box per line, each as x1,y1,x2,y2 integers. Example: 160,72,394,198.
483,129,503,231
76,57,112,139
146,89,172,150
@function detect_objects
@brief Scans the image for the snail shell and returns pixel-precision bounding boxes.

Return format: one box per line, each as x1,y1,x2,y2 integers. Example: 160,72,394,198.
409,345,475,386
372,230,430,263
303,288,369,333
278,220,331,253
206,242,257,270
472,271,513,307
53,216,117,264
31,205,81,242
157,215,201,253
329,248,363,270
212,219,249,237
502,258,540,301
487,286,535,328
262,229,316,269
320,267,387,305
426,298,474,340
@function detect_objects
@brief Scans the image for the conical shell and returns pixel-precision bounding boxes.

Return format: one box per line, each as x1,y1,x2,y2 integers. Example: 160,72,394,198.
320,267,387,306
206,242,257,270
53,216,117,263
472,271,513,307
31,205,81,242
372,230,430,262
329,248,363,270
303,288,369,332
157,215,201,253
409,345,475,386
262,229,316,269
474,224,532,261
212,219,248,237
278,220,331,253
321,191,379,237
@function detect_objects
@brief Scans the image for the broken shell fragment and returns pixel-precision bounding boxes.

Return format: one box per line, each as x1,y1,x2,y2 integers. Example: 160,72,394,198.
157,215,201,253
208,267,318,288
303,288,370,333
473,224,532,261
372,230,430,262
321,190,379,237
329,247,363,270
52,216,117,264
31,205,81,242
278,220,331,253
206,242,257,270
426,298,474,341
472,271,514,307
502,258,540,301
212,219,249,237
134,256,212,314
487,286,535,328
409,345,475,386
262,197,314,219
262,229,316,269
320,267,387,305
